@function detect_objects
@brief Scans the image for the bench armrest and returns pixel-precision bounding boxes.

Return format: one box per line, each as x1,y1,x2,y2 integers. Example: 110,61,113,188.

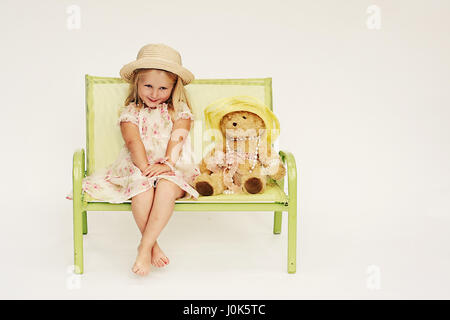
72,148,86,202
279,150,297,203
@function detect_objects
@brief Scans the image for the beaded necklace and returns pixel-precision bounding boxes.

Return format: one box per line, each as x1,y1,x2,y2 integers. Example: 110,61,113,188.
225,135,261,173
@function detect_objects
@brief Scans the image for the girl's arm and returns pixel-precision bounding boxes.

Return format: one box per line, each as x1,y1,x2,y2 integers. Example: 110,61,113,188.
141,118,191,178
120,122,149,172
164,117,192,167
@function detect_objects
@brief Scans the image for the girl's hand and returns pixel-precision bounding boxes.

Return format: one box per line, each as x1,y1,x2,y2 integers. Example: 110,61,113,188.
142,163,174,177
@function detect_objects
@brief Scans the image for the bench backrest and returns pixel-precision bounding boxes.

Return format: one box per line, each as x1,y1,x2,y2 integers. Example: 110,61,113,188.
85,75,273,175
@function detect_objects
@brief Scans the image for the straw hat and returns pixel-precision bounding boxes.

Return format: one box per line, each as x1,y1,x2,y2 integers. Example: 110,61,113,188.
204,96,281,145
119,43,195,85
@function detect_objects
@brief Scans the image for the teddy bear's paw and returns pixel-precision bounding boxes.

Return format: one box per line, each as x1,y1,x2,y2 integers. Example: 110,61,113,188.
270,163,286,181
244,177,265,194
195,181,215,196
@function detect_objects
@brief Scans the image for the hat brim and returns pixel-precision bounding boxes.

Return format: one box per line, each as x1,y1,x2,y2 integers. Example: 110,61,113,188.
204,96,280,145
119,57,194,85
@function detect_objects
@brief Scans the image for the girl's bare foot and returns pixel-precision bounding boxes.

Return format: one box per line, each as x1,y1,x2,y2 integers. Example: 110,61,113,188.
132,243,152,276
151,242,170,267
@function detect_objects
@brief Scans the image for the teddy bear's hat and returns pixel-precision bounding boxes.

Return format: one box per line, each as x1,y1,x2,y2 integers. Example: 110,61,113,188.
204,96,280,145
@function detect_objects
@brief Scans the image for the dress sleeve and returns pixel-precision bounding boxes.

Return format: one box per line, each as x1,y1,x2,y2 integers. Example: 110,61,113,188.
117,103,139,127
175,101,194,121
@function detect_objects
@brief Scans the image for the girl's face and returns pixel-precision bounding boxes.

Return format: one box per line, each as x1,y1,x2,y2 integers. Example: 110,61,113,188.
137,69,175,108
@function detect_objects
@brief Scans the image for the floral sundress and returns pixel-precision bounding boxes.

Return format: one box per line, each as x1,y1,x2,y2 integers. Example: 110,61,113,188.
66,101,200,203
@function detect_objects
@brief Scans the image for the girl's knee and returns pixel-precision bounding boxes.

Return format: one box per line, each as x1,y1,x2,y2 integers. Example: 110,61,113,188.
156,179,184,199
131,187,154,204
132,187,153,198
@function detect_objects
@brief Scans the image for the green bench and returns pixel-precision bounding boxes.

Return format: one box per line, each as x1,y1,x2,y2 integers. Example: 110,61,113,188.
71,75,298,274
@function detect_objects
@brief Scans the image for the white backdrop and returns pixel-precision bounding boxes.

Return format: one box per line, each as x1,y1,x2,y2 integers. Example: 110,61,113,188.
1,0,449,299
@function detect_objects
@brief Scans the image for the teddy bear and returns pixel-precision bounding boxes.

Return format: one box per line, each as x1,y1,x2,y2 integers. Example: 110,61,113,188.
194,110,286,196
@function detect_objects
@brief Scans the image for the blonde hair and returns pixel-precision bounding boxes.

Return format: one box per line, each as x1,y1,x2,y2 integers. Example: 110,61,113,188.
124,68,193,113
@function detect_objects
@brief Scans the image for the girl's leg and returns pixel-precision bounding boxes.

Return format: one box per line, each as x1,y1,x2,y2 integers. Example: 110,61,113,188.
132,179,184,276
131,187,166,267
131,188,154,233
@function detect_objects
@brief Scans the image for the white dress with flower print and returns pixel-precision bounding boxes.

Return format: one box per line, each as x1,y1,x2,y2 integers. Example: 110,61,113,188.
66,102,200,203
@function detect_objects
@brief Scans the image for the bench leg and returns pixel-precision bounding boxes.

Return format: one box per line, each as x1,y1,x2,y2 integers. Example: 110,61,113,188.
274,178,284,234
273,211,282,234
73,203,84,274
82,211,88,235
288,202,297,273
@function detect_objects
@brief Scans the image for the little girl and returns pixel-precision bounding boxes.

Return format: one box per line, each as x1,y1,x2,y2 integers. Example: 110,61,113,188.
67,43,200,276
